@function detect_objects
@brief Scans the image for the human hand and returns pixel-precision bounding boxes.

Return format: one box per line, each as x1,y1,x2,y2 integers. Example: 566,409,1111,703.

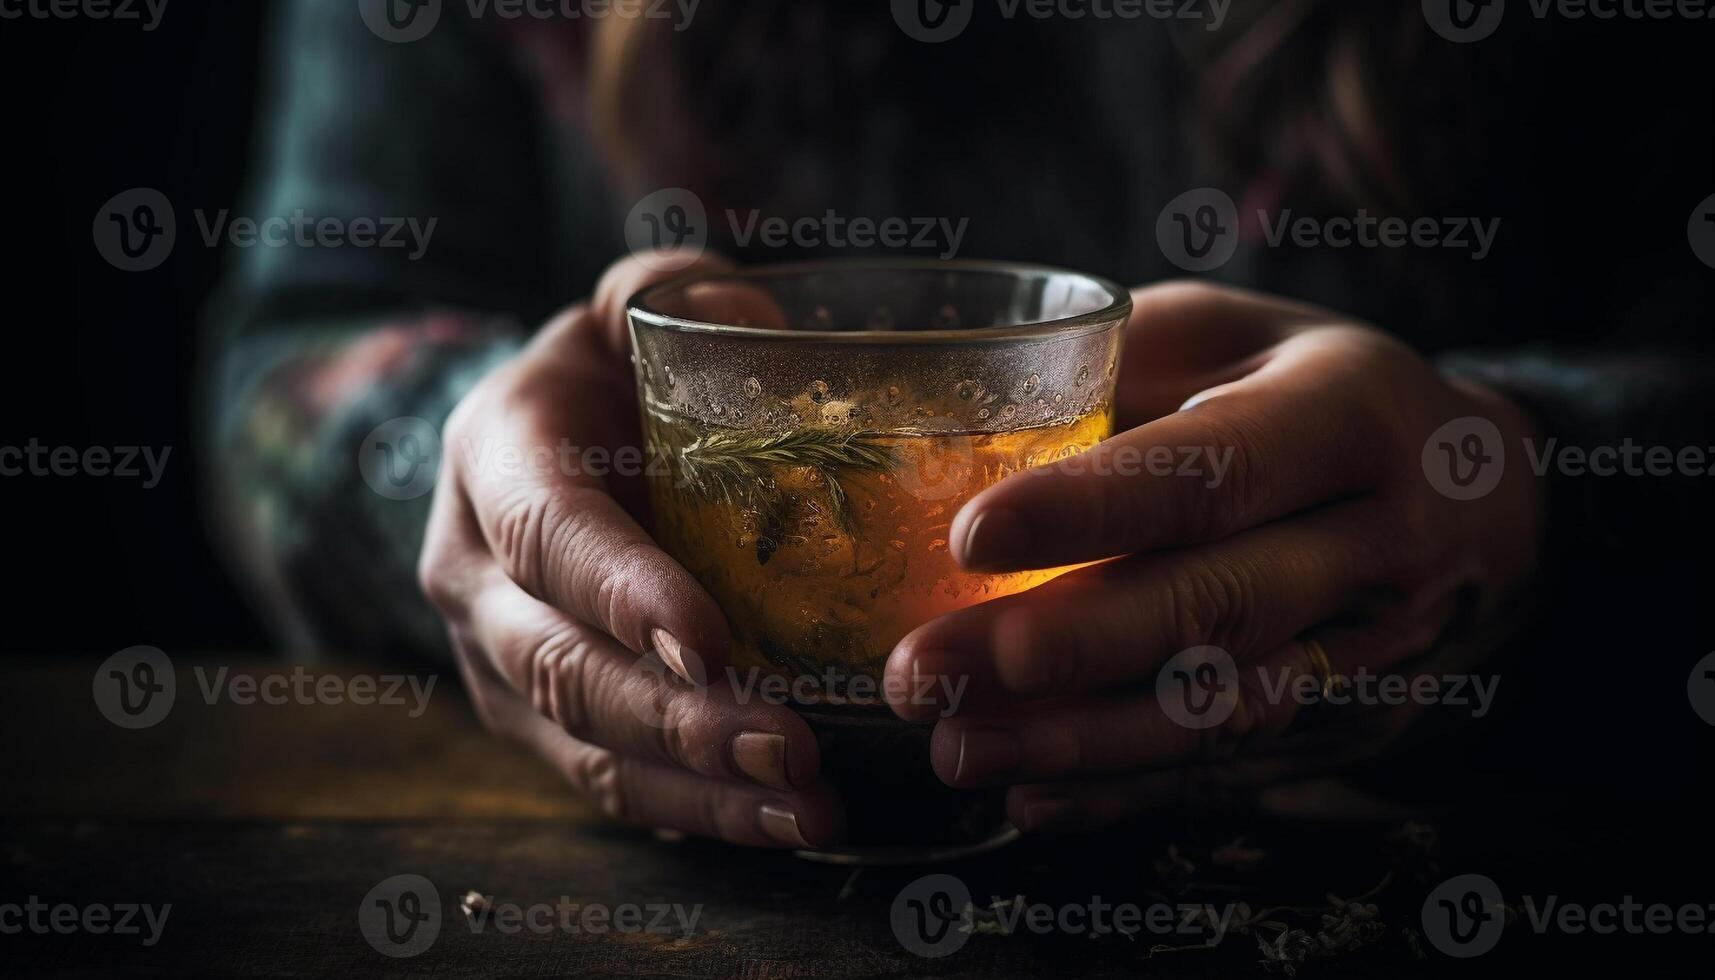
884,281,1543,830
419,254,840,848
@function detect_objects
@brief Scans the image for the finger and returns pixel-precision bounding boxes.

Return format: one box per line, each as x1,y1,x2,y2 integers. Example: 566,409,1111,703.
925,631,1382,788
465,564,821,792
672,279,790,330
1113,280,1331,427
951,327,1401,573
887,499,1401,719
589,250,738,355
416,450,493,623
453,351,730,679
456,649,841,847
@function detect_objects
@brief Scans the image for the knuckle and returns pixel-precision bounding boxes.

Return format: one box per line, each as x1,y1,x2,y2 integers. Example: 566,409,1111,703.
1160,558,1250,653
1182,409,1265,541
572,748,628,822
1196,670,1269,761
1392,495,1446,573
589,539,651,644
1378,496,1453,609
493,486,555,591
694,782,742,841
523,627,602,737
651,696,698,769
416,551,458,617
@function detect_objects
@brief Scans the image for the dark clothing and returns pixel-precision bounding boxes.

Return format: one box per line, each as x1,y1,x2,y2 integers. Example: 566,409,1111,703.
210,0,1714,672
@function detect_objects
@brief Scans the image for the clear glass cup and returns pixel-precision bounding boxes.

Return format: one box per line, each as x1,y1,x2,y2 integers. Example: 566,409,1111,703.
628,259,1129,860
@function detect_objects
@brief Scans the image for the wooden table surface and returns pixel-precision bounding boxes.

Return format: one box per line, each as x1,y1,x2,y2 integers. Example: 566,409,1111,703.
0,656,1689,977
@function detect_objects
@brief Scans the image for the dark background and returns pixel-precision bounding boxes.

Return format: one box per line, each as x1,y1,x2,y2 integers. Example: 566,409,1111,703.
3,2,274,653
0,8,1711,975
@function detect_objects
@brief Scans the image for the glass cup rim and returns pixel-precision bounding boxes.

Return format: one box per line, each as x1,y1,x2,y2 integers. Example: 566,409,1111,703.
625,258,1132,344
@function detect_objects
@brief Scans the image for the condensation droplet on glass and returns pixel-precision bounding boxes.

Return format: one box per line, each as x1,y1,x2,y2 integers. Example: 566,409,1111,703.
1022,372,1040,395
955,380,977,400
809,380,830,404
805,306,833,330
885,385,902,406
976,408,991,421
663,365,676,389
743,377,761,399
1076,364,1090,387
1053,393,1064,404
1000,404,1017,419
1106,358,1116,377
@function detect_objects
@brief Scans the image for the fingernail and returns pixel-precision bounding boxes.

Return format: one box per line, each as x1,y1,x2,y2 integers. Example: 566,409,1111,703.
730,732,793,790
759,803,812,848
959,509,1030,571
953,728,1023,785
1021,797,1073,832
649,628,702,684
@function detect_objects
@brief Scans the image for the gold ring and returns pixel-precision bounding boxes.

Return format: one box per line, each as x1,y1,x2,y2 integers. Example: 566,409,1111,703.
1302,636,1335,702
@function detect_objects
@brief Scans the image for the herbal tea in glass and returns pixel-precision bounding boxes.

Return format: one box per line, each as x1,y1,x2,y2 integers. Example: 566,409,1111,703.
628,260,1129,857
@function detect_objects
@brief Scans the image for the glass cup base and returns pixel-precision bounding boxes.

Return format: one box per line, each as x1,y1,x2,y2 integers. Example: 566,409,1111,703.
792,702,1018,866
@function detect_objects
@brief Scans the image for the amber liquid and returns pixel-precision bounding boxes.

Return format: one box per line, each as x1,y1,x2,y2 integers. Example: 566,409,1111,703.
645,406,1111,692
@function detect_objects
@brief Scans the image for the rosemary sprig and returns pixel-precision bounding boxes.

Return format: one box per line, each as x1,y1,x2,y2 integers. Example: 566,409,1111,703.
666,423,896,533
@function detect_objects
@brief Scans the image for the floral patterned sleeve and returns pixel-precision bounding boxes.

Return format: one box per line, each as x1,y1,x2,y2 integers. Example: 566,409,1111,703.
211,317,520,660
206,0,556,660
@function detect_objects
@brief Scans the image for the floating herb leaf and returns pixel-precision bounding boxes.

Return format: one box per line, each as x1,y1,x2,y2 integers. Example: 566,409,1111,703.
655,416,897,535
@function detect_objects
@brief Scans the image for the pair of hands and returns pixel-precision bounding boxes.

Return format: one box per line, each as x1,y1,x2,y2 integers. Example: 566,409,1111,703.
418,255,1543,848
